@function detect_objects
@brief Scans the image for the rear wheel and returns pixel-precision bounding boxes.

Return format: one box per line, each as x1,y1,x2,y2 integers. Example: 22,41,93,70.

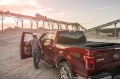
58,62,73,79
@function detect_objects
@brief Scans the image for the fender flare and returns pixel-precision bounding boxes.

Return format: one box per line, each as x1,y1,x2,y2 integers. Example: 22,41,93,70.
55,52,72,68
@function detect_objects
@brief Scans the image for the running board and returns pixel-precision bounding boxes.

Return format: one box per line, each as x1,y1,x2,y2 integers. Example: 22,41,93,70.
42,60,54,67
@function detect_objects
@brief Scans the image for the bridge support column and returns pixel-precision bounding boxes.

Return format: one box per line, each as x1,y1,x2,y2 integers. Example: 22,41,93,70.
65,24,68,30
73,24,79,30
43,21,44,28
13,17,20,27
1,17,5,31
57,23,60,30
20,18,25,28
59,24,62,30
95,28,100,38
0,11,6,31
114,23,117,37
36,22,38,29
76,24,79,30
29,20,34,29
48,21,50,30
35,20,40,30
72,25,73,30
47,19,51,30
51,23,55,30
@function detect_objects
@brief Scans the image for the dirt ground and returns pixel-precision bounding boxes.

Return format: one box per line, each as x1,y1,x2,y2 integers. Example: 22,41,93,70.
0,29,120,79
0,29,59,79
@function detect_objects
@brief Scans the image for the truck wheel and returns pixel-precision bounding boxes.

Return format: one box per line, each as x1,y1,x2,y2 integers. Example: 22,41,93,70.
59,62,73,79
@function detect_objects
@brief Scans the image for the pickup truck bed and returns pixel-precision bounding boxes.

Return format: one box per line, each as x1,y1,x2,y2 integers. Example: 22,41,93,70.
59,41,120,49
57,41,120,77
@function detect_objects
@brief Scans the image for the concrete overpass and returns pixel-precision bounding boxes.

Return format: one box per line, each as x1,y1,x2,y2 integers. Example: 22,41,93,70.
85,19,120,38
0,11,87,31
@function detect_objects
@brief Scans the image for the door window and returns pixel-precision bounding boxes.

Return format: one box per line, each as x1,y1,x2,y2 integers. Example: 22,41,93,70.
44,34,55,44
47,34,55,39
41,34,48,42
24,34,33,42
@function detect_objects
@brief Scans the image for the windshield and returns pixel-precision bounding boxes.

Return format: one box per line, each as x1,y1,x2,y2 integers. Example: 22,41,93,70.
57,31,86,44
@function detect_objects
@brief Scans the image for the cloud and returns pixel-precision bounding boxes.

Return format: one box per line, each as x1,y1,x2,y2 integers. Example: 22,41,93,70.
0,0,40,6
80,22,93,24
0,0,53,16
51,12,74,21
0,0,82,22
58,12,73,16
45,11,73,19
97,6,113,10
0,0,73,22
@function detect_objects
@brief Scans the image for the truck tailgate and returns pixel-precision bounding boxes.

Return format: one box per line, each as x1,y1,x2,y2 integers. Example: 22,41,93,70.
94,47,120,70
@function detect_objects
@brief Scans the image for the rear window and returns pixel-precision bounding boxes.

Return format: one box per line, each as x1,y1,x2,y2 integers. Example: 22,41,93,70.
57,31,86,44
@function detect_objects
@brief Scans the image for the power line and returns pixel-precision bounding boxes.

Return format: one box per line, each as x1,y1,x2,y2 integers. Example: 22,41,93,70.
88,10,120,23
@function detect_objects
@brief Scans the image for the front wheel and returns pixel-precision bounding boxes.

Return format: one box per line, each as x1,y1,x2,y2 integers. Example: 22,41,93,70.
58,62,74,79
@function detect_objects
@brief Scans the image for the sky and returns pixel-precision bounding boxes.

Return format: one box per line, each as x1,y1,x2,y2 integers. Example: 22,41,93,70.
0,0,120,30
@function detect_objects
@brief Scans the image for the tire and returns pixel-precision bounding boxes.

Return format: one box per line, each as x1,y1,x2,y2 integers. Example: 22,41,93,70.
58,62,74,79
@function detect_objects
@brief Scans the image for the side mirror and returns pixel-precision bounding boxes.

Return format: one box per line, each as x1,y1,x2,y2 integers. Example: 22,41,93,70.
50,39,54,44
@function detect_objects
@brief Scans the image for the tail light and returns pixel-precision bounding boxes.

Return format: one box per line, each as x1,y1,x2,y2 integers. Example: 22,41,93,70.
84,56,95,70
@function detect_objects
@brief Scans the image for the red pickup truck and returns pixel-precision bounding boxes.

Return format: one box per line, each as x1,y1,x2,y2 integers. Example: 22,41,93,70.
20,30,120,79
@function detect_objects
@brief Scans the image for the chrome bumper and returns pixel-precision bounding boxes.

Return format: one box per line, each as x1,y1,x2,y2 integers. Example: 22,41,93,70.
75,72,112,79
75,70,120,79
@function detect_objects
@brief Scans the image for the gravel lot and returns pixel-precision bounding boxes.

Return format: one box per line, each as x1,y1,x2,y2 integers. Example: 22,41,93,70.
0,30,59,79
0,29,120,79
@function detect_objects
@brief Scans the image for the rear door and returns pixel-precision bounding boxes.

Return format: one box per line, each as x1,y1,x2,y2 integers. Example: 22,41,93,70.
20,32,33,59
